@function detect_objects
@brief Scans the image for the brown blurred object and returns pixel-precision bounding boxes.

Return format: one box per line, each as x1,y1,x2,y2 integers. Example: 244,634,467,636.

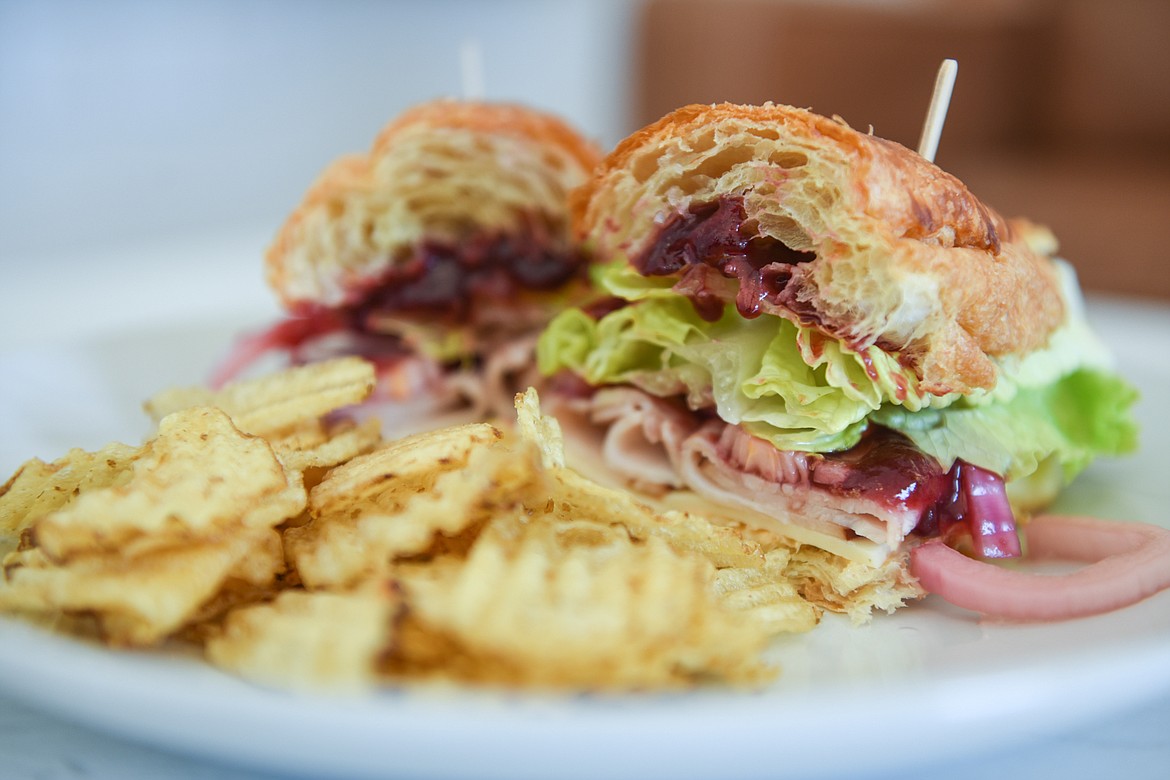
633,0,1170,300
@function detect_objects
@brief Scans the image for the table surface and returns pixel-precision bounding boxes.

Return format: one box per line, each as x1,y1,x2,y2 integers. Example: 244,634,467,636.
2,686,1169,780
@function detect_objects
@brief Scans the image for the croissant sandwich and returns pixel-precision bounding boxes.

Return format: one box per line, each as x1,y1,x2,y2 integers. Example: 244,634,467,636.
214,99,602,430
538,103,1139,616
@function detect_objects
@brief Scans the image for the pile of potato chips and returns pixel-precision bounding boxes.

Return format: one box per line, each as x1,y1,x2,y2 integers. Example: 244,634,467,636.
0,357,890,692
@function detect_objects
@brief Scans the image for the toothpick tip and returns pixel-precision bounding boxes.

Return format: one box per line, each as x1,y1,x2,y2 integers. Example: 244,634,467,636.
917,58,959,163
460,39,485,101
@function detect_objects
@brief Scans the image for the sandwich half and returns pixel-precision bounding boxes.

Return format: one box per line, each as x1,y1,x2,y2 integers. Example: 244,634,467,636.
538,103,1138,616
215,99,602,430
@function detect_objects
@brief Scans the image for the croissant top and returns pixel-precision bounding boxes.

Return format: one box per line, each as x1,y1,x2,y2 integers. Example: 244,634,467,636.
571,102,1065,395
266,99,602,312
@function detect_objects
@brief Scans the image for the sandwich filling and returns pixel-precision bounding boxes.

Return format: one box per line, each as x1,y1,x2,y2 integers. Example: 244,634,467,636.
539,198,1138,561
213,214,588,418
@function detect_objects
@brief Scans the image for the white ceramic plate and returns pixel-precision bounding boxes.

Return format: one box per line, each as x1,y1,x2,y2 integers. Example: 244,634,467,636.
1,292,1168,780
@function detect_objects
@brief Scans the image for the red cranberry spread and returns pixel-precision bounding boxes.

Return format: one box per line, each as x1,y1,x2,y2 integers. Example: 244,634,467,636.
218,216,586,384
278,214,587,342
631,197,814,321
806,425,1015,552
811,427,949,518
353,225,586,324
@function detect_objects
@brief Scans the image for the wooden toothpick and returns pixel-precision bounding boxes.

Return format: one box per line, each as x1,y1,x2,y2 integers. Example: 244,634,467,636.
917,59,958,162
460,39,485,101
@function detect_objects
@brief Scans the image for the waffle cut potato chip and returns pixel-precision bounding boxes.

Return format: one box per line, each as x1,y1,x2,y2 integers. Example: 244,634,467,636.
389,521,776,689
144,355,375,439
144,356,381,481
0,442,139,542
284,422,536,589
274,389,819,689
1,527,284,646
0,358,379,646
1,362,843,691
712,548,821,635
30,408,303,561
206,584,402,692
0,408,302,645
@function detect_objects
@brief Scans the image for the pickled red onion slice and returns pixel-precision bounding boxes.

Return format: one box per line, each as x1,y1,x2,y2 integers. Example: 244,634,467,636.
208,312,346,388
910,515,1170,620
208,327,282,389
950,463,1020,559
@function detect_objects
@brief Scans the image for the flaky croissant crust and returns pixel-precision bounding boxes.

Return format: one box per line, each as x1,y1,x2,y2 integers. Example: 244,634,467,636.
573,102,1065,395
266,99,602,311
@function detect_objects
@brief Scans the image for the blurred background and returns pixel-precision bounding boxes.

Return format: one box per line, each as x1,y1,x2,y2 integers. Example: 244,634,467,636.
2,0,1168,326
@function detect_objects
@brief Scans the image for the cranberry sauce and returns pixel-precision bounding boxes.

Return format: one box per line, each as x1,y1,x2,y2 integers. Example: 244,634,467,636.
581,295,630,320
811,427,949,518
351,212,587,327
631,197,814,321
810,426,1017,546
256,307,348,349
914,460,1019,557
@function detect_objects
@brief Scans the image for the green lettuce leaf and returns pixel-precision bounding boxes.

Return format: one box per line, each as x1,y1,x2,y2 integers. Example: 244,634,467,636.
538,295,943,452
538,279,1138,486
872,369,1139,481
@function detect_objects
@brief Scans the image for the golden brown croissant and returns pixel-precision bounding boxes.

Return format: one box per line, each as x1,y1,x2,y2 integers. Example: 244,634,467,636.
572,102,1064,395
267,99,602,315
